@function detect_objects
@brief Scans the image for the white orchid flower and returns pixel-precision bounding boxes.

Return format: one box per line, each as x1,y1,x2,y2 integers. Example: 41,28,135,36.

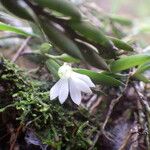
50,63,95,105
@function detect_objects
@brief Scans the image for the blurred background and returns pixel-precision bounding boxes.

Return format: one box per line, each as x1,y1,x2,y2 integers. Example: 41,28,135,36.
73,0,150,44
94,0,150,18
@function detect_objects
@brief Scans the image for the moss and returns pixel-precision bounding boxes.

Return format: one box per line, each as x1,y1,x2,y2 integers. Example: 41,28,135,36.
0,58,98,149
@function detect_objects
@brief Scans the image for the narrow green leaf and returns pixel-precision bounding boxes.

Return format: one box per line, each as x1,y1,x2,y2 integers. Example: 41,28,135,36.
70,21,114,49
46,59,60,80
102,71,126,79
74,68,124,86
0,0,33,21
107,36,133,51
34,0,82,21
45,53,80,63
110,54,150,72
40,20,83,60
133,62,150,83
77,40,109,70
0,22,37,37
135,62,150,74
109,15,133,26
133,73,150,83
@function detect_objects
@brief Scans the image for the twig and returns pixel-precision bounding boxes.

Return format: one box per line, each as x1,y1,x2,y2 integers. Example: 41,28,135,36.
9,124,24,150
101,73,132,140
90,96,103,113
132,83,150,149
12,36,31,62
119,132,132,150
0,35,22,40
133,84,150,113
88,131,101,150
101,94,123,140
137,98,145,125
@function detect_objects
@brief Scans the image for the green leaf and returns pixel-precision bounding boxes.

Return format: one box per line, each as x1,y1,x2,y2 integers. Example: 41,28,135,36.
70,21,117,59
135,62,150,74
110,54,150,72
0,0,33,21
107,36,133,51
133,73,150,83
45,53,80,63
34,0,82,21
76,40,109,70
109,14,133,26
0,22,37,37
74,68,124,86
71,21,111,47
40,20,83,60
46,59,60,80
133,62,150,83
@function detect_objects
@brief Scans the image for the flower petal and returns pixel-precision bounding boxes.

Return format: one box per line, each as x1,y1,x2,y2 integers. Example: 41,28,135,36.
72,72,95,87
50,79,62,100
71,76,92,94
69,78,81,105
58,79,69,104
